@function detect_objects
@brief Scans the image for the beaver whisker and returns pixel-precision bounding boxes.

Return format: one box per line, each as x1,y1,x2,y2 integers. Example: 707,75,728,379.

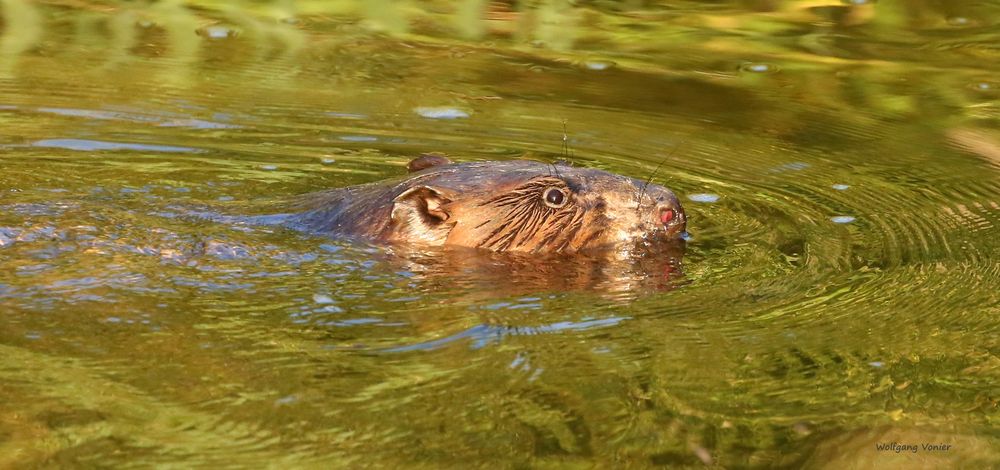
504,209,537,248
553,210,587,252
485,228,518,251
561,119,574,161
515,208,546,248
509,205,551,244
537,209,582,250
537,226,563,249
478,179,580,250
485,182,553,208
499,212,549,249
548,160,563,180
637,141,685,213
480,202,538,249
637,158,668,213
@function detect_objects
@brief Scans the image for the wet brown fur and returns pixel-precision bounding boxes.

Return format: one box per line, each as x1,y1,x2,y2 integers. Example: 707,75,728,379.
291,158,685,253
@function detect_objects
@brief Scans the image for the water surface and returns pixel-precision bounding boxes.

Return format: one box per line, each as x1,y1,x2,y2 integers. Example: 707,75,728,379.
1,1,998,468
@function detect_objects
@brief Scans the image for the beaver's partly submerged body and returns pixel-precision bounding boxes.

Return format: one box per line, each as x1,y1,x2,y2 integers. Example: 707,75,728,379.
287,156,686,254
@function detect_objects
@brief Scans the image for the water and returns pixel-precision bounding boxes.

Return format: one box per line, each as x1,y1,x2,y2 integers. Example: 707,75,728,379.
2,1,999,467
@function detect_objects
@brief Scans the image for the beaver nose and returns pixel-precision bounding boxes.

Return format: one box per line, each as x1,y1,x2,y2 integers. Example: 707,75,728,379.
659,207,676,225
657,205,686,233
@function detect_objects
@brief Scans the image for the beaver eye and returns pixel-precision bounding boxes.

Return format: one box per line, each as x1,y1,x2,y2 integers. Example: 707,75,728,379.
543,187,567,208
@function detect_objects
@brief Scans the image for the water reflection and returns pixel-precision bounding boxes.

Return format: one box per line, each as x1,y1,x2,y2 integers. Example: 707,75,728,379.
383,315,629,353
31,138,200,153
388,242,686,298
0,0,41,77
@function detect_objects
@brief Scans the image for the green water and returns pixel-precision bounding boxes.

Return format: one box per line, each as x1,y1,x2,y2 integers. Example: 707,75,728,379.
1,1,999,468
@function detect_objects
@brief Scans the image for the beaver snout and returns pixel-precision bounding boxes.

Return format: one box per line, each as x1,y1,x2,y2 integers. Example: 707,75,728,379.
657,203,686,236
644,187,686,238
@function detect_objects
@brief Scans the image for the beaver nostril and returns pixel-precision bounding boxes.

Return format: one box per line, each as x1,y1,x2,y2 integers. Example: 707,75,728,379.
659,208,675,225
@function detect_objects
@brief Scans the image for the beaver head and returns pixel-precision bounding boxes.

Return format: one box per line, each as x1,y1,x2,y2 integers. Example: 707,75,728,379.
383,156,686,253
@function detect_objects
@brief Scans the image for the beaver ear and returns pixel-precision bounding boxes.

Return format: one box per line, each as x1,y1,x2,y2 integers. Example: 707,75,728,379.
407,154,453,173
391,186,454,242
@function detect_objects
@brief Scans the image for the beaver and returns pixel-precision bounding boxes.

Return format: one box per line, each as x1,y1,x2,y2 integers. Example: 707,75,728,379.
288,155,686,254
